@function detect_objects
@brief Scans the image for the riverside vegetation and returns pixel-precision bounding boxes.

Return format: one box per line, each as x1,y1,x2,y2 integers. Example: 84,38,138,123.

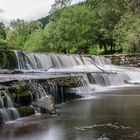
0,0,140,54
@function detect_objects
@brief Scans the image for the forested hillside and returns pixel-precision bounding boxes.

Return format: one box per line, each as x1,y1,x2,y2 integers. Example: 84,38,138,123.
0,0,140,54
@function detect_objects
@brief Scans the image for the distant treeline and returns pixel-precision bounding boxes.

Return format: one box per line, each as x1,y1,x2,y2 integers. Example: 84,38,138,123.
0,0,140,54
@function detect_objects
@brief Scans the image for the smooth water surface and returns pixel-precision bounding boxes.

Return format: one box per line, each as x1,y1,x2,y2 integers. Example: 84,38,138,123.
1,86,140,140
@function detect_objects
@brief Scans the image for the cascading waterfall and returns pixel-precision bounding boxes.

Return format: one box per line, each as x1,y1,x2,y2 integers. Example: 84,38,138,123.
31,83,50,114
89,73,125,87
37,84,48,99
92,55,111,65
14,51,84,71
0,90,19,123
11,51,140,92
1,50,140,123
0,81,52,123
27,81,49,99
48,81,59,103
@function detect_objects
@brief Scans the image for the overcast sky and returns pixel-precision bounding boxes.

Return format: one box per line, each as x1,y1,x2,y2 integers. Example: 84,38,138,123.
0,0,83,24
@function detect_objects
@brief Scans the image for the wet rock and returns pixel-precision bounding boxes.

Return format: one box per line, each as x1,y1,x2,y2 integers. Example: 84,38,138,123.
32,95,56,114
105,54,140,67
17,106,35,117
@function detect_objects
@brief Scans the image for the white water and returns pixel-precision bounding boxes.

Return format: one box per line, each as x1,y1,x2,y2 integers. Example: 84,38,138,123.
30,83,50,114
1,51,140,123
37,84,48,99
14,51,140,92
0,90,19,123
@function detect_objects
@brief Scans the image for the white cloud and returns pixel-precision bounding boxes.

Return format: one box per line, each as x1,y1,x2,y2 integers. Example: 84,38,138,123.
0,8,5,13
0,0,83,24
72,0,85,4
0,0,55,20
0,17,9,25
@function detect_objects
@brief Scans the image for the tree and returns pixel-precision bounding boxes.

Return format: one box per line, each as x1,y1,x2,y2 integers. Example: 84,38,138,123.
6,19,29,49
50,0,72,22
44,5,94,53
4,0,140,54
6,19,43,50
24,30,46,52
86,0,128,53
50,0,72,13
114,12,140,53
0,22,7,47
129,0,140,15
0,22,6,39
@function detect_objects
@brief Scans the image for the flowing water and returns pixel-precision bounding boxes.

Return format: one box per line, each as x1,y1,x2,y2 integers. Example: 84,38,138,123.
2,51,140,139
0,90,19,123
1,86,140,140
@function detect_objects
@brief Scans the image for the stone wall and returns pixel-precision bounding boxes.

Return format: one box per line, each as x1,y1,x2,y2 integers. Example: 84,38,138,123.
104,54,140,67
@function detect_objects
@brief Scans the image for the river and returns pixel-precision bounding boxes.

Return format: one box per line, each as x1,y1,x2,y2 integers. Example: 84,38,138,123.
1,85,140,140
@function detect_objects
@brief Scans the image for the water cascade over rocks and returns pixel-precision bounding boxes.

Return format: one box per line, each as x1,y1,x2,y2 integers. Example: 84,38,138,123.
13,51,140,88
0,90,19,123
0,50,140,123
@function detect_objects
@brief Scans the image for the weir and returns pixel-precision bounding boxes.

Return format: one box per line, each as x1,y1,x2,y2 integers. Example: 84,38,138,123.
0,50,140,123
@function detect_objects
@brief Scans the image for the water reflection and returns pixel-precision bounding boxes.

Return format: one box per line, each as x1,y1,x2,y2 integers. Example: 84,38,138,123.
40,125,65,140
1,87,140,140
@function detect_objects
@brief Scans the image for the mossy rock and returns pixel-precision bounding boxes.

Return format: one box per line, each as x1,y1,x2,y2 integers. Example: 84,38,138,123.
17,106,35,117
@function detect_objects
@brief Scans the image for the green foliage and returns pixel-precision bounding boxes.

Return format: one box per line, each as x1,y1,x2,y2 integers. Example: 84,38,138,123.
2,0,140,54
50,0,72,22
44,5,94,53
0,22,7,48
24,30,47,52
114,12,140,53
89,45,103,55
0,22,6,39
38,15,50,28
0,39,7,46
87,0,128,53
6,19,43,50
50,0,71,13
0,52,7,68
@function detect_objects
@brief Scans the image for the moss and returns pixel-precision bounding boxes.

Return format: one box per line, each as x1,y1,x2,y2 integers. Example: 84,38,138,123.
15,84,27,95
10,93,16,99
17,106,35,117
14,103,22,108
48,76,82,87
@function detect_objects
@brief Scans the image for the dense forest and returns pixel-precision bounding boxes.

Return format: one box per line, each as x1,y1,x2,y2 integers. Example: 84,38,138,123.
0,0,140,54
